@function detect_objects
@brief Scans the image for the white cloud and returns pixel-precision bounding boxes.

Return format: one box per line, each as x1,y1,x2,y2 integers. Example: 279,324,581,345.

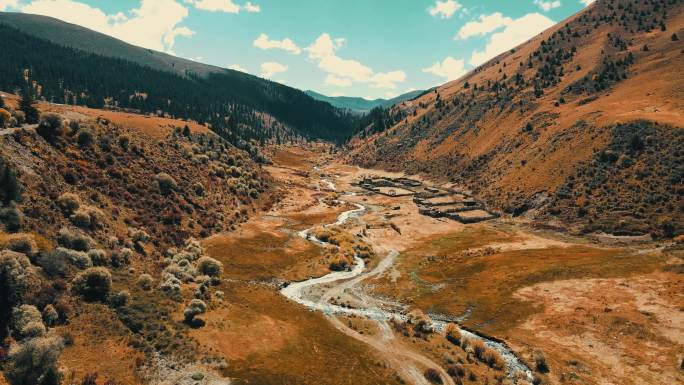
185,0,259,13
384,91,398,99
305,33,406,89
243,1,260,12
325,74,352,87
260,61,287,78
534,0,561,11
456,12,513,40
428,0,461,19
422,56,467,81
0,0,19,11
229,64,248,73
468,13,555,66
22,0,194,53
253,33,301,54
580,0,595,6
187,0,239,13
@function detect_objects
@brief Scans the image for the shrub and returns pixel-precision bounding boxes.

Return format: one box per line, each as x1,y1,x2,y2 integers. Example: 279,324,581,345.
183,299,207,327
1,157,23,204
118,135,130,151
111,248,133,267
69,209,92,228
482,348,504,369
447,365,465,378
18,93,39,124
129,228,150,243
6,234,38,258
445,324,462,346
137,273,153,290
197,256,223,279
54,247,92,269
155,173,177,195
193,182,205,196
42,304,59,327
109,290,130,308
71,267,112,301
0,108,10,128
534,350,550,373
56,227,93,251
472,340,486,361
12,304,46,340
0,250,33,340
423,368,443,384
76,127,94,147
36,113,63,144
87,249,108,266
0,203,23,232
4,334,63,385
12,110,25,126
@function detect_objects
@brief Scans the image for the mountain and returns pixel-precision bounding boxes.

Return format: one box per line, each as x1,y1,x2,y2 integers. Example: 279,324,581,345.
346,0,683,238
0,12,357,143
305,89,426,114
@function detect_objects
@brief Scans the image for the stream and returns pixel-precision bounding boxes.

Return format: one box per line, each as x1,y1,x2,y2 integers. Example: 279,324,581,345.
280,173,533,383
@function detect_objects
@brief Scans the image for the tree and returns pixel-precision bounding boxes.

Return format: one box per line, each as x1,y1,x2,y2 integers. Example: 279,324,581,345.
672,33,679,41
18,90,39,125
0,250,33,340
0,157,22,204
0,94,5,108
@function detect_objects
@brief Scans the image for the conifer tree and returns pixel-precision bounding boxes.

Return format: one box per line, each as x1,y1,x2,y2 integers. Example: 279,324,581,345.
18,89,39,124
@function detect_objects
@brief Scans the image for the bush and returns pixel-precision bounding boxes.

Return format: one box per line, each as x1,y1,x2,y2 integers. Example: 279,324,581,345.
0,250,33,340
36,113,63,144
42,304,59,327
535,350,550,373
69,209,92,228
118,135,130,151
54,247,92,269
4,334,63,385
12,110,25,126
197,256,223,279
12,304,46,340
183,299,207,327
87,249,108,266
57,193,81,214
71,267,112,301
76,127,94,147
423,368,443,384
0,203,23,232
56,227,93,251
0,108,10,128
6,234,38,258
110,248,133,267
129,228,150,243
445,324,462,346
155,173,177,195
137,273,153,290
109,290,130,308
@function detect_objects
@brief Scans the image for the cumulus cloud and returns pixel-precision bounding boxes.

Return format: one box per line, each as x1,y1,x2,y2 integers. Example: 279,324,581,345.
456,12,513,40
468,13,555,66
185,0,259,13
422,56,467,81
534,0,561,11
22,0,194,53
428,0,461,19
229,64,248,73
253,33,301,54
186,0,239,13
243,1,260,12
260,61,287,78
0,0,19,11
305,33,406,89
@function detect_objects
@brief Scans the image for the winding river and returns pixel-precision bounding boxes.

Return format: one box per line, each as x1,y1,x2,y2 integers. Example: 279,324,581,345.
280,173,533,383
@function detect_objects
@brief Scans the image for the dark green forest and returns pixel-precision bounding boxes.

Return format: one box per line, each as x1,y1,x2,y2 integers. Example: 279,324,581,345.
0,23,358,143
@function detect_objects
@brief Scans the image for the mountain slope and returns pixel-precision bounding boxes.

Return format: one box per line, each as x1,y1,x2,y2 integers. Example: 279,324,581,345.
0,12,223,77
305,89,425,114
0,13,356,143
346,0,683,237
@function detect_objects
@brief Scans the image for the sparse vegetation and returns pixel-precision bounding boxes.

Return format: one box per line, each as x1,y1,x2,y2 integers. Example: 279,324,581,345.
71,267,112,301
183,298,207,327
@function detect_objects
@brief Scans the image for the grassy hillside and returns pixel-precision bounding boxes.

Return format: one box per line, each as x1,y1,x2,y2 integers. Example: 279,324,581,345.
346,0,683,237
0,16,357,143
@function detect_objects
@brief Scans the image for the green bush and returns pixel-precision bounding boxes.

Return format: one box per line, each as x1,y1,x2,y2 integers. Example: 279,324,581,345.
155,173,177,195
0,250,32,340
71,267,112,301
36,113,63,144
197,256,223,279
4,334,63,385
12,304,46,340
56,227,93,251
76,127,94,147
183,299,207,327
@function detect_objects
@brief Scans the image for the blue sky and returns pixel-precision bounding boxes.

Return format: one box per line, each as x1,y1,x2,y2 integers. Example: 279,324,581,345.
1,0,594,99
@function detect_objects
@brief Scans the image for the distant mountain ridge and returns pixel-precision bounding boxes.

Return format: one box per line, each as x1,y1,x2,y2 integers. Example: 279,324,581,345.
305,89,427,114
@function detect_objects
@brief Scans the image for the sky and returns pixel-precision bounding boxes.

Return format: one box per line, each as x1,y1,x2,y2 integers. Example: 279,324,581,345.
0,0,595,99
